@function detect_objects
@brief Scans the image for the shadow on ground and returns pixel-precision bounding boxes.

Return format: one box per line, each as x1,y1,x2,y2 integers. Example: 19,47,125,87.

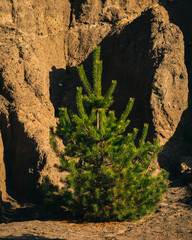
0,235,65,240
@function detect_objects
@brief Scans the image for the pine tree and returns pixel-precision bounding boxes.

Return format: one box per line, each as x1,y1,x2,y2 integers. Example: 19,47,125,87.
50,46,168,221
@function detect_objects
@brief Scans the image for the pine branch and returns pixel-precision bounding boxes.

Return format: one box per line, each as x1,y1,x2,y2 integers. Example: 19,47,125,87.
103,80,117,106
97,60,102,96
89,109,96,124
76,87,88,120
72,114,83,125
93,47,102,97
93,48,99,94
116,119,131,135
119,97,134,122
139,123,149,147
58,107,71,127
77,65,93,97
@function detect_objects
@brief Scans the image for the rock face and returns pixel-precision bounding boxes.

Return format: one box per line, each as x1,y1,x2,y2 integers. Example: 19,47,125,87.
100,6,188,144
179,157,192,183
0,0,71,200
0,130,6,200
0,0,189,201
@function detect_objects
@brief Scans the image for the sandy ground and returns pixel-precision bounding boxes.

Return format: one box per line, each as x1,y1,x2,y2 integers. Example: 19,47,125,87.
0,182,192,240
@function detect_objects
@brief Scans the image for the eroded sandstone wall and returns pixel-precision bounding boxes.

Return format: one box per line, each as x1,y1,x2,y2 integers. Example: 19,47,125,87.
0,130,6,200
0,0,188,201
0,0,72,199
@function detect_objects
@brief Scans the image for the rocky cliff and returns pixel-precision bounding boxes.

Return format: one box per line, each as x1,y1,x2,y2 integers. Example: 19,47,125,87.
0,0,190,204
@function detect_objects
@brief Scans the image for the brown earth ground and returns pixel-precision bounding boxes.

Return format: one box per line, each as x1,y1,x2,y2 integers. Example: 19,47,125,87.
0,181,192,240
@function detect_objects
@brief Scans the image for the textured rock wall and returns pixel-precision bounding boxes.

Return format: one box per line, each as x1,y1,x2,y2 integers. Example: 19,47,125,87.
0,0,189,201
0,130,6,200
99,6,188,144
70,0,158,25
0,96,10,200
102,6,188,144
0,0,72,199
